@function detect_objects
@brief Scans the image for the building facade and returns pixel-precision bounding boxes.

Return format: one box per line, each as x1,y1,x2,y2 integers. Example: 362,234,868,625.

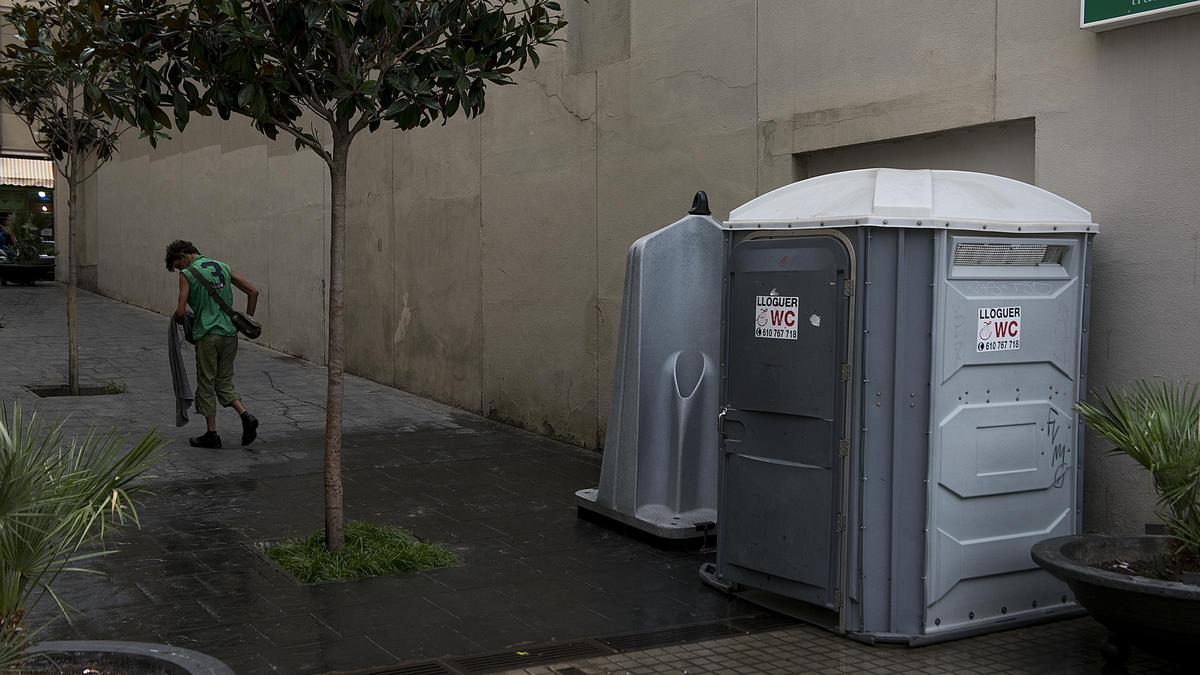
76,1,1200,535
0,1,56,261
0,0,41,156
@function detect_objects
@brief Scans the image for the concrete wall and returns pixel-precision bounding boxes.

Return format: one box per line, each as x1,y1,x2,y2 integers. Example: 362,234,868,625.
91,114,330,362
78,1,1200,534
992,1,1200,535
0,0,40,158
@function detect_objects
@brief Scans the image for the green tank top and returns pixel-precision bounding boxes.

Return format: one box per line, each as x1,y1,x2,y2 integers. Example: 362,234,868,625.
182,256,237,340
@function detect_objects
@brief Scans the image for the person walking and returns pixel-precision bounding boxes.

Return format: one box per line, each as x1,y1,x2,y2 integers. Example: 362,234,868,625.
165,240,259,448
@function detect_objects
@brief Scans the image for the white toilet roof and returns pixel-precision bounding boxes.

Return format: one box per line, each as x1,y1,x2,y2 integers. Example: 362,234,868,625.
725,169,1097,233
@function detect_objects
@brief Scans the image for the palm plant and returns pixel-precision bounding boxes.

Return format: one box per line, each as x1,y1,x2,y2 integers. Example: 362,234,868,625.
4,214,54,265
1076,381,1200,557
0,404,165,670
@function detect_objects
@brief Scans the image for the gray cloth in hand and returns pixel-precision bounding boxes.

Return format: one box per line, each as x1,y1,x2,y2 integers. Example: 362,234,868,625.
169,311,196,427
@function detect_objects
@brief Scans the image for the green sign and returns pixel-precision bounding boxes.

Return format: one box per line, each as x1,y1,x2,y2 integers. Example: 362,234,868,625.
1082,0,1200,30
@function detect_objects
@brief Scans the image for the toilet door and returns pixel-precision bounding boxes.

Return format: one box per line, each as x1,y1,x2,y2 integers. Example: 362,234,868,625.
718,234,852,612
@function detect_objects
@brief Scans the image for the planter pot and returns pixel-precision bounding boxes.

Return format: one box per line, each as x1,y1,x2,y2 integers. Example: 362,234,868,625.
1031,535,1200,663
0,261,54,285
25,641,234,675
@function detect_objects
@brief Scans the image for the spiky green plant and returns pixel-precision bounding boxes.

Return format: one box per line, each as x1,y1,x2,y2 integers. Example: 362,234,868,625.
0,404,165,670
1076,381,1200,557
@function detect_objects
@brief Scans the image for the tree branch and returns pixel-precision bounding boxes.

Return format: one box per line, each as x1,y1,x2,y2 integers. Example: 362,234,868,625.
256,1,334,122
392,19,454,66
272,119,333,165
348,19,455,137
75,123,135,185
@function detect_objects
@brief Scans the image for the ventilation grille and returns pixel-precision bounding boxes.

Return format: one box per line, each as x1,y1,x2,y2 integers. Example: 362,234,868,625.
598,622,741,652
953,242,1066,266
728,614,801,633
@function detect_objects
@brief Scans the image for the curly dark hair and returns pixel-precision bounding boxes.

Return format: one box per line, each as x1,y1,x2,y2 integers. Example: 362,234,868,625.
164,240,200,271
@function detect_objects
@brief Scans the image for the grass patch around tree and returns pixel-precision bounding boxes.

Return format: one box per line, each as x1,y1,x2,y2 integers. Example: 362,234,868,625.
265,521,457,583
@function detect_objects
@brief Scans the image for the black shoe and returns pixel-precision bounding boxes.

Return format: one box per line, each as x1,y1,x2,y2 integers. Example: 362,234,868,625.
241,412,259,447
190,431,222,449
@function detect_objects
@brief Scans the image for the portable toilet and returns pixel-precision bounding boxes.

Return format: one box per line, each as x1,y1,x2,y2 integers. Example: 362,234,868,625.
576,193,724,539
699,169,1096,643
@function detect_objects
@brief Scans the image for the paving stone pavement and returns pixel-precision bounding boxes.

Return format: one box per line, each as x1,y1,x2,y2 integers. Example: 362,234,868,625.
0,284,1180,674
0,284,762,673
0,283,462,483
499,618,1176,674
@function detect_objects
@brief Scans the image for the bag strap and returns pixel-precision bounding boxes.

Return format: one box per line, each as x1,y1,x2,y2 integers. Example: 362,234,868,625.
185,262,238,318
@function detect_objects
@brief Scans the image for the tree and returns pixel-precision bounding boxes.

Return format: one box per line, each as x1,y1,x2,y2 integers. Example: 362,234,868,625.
0,0,191,395
186,0,568,550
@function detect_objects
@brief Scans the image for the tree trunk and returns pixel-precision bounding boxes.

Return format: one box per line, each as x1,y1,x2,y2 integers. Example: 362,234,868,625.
66,169,79,397
324,138,350,551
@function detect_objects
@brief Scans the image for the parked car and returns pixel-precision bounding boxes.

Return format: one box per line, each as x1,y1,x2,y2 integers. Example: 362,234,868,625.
0,220,55,285
39,229,56,278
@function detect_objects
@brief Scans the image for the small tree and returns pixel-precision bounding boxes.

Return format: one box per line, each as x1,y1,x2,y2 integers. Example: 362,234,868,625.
0,404,165,669
186,0,567,549
1077,381,1200,557
0,0,191,395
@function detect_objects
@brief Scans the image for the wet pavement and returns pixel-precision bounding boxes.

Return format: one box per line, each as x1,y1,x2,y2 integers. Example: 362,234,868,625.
2,285,759,673
498,616,1177,674
0,284,1179,674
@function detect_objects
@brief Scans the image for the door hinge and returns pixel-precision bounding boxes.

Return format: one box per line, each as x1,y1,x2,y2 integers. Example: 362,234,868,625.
838,439,850,457
840,363,851,381
836,513,846,533
834,590,844,611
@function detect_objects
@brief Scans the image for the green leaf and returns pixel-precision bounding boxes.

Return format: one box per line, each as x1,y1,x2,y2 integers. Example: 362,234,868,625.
173,91,190,129
251,88,269,119
83,81,102,105
305,3,330,27
150,104,172,130
237,82,257,109
1077,381,1200,556
335,96,357,121
0,404,164,672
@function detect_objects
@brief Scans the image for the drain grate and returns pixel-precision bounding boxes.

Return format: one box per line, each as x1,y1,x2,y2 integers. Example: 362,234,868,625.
356,612,798,673
448,640,614,673
728,613,801,634
355,661,457,675
598,620,740,652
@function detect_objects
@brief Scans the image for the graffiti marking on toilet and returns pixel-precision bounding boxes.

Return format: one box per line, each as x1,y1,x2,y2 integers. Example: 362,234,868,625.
755,295,799,340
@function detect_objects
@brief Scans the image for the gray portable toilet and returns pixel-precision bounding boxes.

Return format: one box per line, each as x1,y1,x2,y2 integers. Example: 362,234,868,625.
576,194,724,539
700,169,1096,643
